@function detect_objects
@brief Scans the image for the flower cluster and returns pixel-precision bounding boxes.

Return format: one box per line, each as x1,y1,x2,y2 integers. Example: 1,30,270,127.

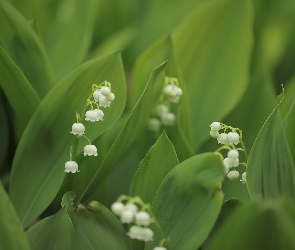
111,195,167,250
148,77,182,132
64,81,115,173
210,122,247,184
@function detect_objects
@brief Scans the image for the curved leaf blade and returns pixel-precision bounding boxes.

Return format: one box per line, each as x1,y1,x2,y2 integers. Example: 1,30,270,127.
10,51,126,227
0,182,30,250
207,199,295,250
145,153,225,250
0,46,40,137
0,0,54,98
129,131,179,204
247,96,295,201
173,0,253,150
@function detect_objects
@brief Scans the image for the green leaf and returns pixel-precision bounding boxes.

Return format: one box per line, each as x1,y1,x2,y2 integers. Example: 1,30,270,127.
61,192,131,250
129,131,179,204
173,0,253,150
207,199,295,250
0,46,40,138
44,0,98,80
247,93,295,201
0,0,54,98
10,51,126,227
202,199,242,249
0,94,9,172
0,181,30,250
26,207,78,250
145,153,225,250
75,62,167,202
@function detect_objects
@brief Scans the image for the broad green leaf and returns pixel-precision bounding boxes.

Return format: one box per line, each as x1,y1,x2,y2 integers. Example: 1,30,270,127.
10,51,126,227
202,199,242,249
75,62,166,202
44,0,98,80
207,199,295,250
0,0,54,98
173,0,253,150
247,94,295,201
61,192,131,250
129,131,179,204
0,46,40,138
0,182,30,250
26,207,78,250
145,152,225,250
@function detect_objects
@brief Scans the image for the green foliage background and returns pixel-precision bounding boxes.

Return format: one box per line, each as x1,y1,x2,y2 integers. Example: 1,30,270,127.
1,0,295,249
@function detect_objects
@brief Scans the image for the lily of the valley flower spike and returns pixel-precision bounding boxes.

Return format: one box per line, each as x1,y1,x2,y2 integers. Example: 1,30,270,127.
111,195,167,246
211,122,248,183
65,80,115,173
148,76,182,132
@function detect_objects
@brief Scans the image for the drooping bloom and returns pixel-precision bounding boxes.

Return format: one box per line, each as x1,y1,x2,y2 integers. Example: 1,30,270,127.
64,161,79,173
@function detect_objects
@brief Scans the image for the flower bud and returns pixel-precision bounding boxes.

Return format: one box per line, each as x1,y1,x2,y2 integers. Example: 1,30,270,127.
154,247,167,250
93,90,102,102
142,228,154,241
148,118,161,132
100,86,111,96
161,112,176,126
156,104,169,116
227,170,240,180
106,92,115,102
120,210,134,223
241,172,246,184
135,211,150,226
125,203,138,214
111,202,125,216
217,133,228,144
210,130,219,138
210,122,221,131
227,149,239,159
227,132,240,145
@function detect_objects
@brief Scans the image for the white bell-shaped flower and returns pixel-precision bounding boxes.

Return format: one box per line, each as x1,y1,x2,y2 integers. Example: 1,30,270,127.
125,203,138,214
161,112,176,126
85,110,98,122
83,145,98,156
142,228,154,242
148,118,161,132
99,96,111,108
241,172,246,184
135,211,150,226
71,123,85,135
106,92,115,102
93,90,102,102
224,157,239,168
163,84,173,95
64,161,79,173
168,95,181,103
156,104,169,116
210,130,219,138
100,86,111,96
227,132,240,145
154,247,167,250
217,133,228,144
227,170,240,180
223,158,230,173
210,122,221,131
93,109,104,121
127,226,145,240
111,202,125,216
227,149,239,159
120,210,134,224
